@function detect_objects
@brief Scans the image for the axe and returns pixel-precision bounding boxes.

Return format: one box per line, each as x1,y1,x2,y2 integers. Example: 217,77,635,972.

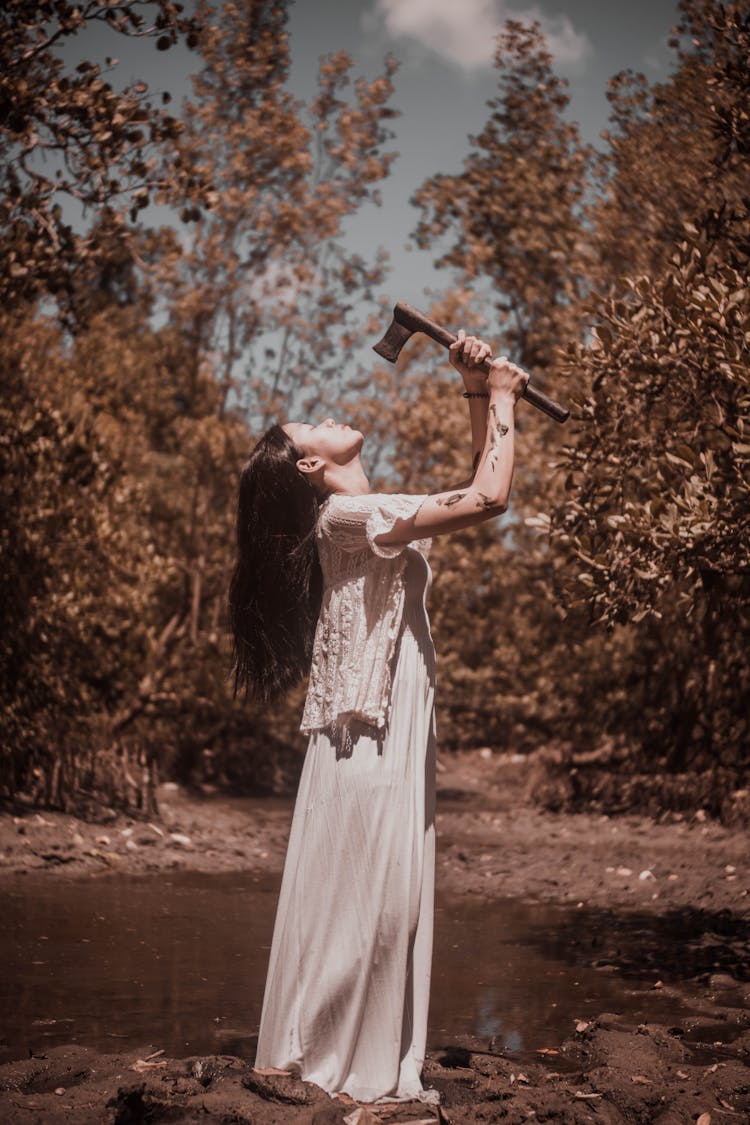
373,301,569,423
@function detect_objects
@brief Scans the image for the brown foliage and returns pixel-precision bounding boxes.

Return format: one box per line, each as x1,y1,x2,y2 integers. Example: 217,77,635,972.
0,0,400,812
407,1,750,787
2,0,748,816
162,0,398,426
548,1,750,767
0,0,207,312
412,19,591,374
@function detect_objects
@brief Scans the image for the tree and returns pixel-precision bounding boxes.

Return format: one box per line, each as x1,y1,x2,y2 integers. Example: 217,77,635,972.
412,20,591,376
405,26,600,756
0,308,157,808
547,0,750,770
161,0,398,428
0,0,402,812
590,0,750,284
0,0,207,314
407,1,750,801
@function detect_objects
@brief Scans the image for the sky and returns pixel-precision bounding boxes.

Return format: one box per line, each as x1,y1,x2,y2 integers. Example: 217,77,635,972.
283,0,682,304
61,0,683,312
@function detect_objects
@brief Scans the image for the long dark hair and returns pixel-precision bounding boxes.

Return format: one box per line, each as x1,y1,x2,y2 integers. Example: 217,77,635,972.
229,424,323,701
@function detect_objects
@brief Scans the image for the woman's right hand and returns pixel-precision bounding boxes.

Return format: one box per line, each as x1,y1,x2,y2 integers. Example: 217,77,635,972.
487,355,530,402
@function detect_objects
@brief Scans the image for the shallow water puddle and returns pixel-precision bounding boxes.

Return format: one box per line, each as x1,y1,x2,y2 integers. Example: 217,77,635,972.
0,871,705,1064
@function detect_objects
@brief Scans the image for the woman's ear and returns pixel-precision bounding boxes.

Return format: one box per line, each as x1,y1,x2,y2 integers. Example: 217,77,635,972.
295,455,325,484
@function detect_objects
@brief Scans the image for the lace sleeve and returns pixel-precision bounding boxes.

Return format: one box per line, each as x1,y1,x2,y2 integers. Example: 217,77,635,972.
321,493,428,558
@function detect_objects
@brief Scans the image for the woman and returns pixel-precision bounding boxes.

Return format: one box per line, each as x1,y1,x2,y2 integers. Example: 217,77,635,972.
230,332,529,1103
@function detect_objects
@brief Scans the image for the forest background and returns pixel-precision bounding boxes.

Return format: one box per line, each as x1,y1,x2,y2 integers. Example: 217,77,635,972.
1,0,748,821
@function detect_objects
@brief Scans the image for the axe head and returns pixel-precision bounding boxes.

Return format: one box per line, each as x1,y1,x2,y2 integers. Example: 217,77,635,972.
373,318,413,363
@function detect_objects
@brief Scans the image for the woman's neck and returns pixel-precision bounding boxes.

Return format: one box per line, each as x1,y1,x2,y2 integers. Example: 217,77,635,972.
324,457,371,497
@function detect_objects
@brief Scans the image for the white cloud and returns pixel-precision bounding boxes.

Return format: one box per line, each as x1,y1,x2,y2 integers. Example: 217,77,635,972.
372,0,590,71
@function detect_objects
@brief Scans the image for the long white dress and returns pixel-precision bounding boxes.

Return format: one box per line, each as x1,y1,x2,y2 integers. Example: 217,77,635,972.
255,541,437,1103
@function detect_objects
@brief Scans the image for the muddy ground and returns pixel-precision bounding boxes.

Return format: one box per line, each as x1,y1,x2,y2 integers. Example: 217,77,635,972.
1,751,748,1123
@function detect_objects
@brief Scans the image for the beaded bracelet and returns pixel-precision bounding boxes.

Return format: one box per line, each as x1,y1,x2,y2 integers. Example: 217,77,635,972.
462,391,489,399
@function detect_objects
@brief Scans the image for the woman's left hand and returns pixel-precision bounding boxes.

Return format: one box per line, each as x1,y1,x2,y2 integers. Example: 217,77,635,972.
449,329,493,390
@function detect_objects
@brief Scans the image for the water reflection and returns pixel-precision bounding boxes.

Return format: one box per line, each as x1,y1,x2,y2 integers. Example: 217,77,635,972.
0,871,703,1064
431,892,676,1056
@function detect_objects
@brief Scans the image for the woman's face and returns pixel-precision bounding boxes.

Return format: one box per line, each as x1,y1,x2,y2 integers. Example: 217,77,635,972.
284,419,363,465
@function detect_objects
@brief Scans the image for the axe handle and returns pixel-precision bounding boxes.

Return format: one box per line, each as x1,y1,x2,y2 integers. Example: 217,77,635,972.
394,302,570,423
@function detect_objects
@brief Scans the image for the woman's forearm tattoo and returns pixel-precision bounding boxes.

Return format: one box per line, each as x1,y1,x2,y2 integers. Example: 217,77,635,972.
436,492,466,508
476,493,496,511
487,404,509,472
491,403,510,438
436,491,498,511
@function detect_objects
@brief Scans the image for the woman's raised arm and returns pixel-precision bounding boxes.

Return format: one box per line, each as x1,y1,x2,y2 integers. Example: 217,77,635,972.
375,352,529,546
451,330,492,482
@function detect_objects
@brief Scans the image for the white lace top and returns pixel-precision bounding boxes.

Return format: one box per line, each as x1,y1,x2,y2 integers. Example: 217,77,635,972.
300,492,431,735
